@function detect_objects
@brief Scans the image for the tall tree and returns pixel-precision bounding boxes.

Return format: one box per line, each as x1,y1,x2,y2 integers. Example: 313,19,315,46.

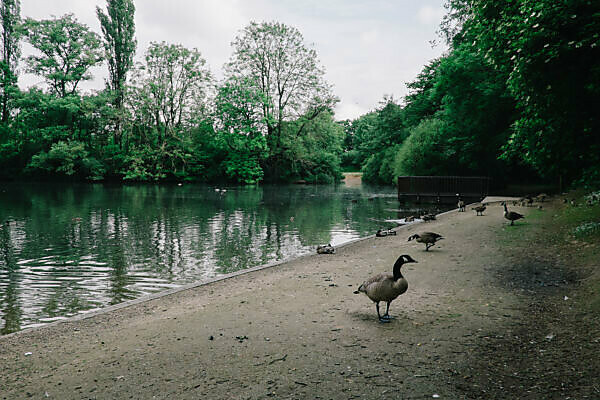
130,42,212,144
96,0,136,147
444,0,600,186
214,76,268,183
0,0,20,123
23,14,104,98
226,21,338,168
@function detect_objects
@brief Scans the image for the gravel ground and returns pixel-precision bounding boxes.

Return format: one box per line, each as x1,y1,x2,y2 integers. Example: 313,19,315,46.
1,198,598,399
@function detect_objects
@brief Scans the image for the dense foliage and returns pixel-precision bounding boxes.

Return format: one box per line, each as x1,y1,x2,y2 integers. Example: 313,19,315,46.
345,0,599,188
0,1,341,183
1,0,597,188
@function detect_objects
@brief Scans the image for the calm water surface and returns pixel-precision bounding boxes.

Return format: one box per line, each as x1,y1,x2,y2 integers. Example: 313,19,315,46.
0,182,447,334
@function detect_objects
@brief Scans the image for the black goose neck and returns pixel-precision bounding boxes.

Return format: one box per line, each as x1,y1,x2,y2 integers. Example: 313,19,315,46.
392,257,405,280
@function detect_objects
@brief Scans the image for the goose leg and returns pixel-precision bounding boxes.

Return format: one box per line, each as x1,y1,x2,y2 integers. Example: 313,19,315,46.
382,301,392,320
376,302,390,323
426,243,431,251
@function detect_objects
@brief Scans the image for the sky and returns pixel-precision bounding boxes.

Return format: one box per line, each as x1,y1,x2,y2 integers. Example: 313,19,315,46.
19,0,448,121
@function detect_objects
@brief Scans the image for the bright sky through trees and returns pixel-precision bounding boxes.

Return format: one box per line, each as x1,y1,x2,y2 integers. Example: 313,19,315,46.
19,0,447,120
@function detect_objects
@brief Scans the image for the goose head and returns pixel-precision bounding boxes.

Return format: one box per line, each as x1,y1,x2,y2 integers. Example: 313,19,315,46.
407,234,420,242
393,254,418,280
399,254,418,264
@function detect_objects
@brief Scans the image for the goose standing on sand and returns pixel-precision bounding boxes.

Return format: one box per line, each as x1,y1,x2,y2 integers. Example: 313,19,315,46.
354,255,417,322
472,204,486,216
503,203,524,225
408,232,444,251
457,199,465,212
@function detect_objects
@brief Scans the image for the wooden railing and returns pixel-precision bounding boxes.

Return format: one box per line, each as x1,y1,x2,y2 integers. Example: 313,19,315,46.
397,176,490,203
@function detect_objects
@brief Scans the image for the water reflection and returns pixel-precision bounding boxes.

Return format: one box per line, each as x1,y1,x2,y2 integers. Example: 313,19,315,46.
0,182,447,334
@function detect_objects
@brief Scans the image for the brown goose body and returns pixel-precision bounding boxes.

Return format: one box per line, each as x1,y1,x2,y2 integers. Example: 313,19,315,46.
503,203,524,225
317,244,335,254
358,272,408,303
355,255,417,322
408,232,444,251
421,213,436,221
472,205,486,216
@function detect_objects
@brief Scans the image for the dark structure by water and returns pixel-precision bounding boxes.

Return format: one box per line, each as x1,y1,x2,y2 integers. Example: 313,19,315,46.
397,176,490,204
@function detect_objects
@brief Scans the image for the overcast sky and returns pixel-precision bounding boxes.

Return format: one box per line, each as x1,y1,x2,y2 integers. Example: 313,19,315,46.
20,0,448,120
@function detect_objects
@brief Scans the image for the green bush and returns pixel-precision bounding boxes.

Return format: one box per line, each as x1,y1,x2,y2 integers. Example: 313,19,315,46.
393,118,447,177
27,140,105,180
222,153,264,184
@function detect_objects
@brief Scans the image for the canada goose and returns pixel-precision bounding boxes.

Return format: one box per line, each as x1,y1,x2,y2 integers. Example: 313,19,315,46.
376,229,397,237
536,193,547,202
317,244,335,254
503,203,524,225
354,254,417,322
421,213,436,222
472,204,486,216
457,199,465,212
408,232,444,251
526,196,534,207
404,216,416,222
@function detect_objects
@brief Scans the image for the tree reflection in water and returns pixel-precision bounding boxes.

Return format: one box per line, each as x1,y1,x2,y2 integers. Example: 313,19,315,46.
0,182,446,334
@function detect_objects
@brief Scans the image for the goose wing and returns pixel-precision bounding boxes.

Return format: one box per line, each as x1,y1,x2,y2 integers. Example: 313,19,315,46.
359,273,392,290
359,274,396,302
507,211,524,219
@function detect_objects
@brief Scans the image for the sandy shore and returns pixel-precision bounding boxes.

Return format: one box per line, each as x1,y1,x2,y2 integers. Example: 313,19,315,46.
1,199,597,399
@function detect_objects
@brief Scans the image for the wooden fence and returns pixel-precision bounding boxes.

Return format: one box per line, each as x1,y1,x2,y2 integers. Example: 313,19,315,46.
397,176,490,204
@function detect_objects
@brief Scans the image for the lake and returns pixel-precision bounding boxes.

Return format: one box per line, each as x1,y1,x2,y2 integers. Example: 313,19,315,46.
0,182,448,334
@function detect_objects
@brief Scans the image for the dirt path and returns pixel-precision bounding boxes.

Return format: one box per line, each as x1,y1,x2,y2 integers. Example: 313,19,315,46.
1,199,598,399
342,172,362,187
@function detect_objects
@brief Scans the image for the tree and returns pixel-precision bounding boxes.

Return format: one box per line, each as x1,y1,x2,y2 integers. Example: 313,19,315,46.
226,21,338,177
96,0,136,147
0,0,20,123
444,0,600,187
214,77,268,184
123,42,212,181
130,42,212,143
347,98,408,184
393,118,448,177
23,14,104,97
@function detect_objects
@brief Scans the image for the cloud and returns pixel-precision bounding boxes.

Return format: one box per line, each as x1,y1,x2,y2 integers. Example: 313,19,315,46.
18,1,448,120
417,5,445,25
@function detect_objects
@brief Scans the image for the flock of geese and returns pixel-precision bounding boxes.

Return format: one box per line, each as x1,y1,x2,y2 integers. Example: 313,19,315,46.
337,197,534,322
